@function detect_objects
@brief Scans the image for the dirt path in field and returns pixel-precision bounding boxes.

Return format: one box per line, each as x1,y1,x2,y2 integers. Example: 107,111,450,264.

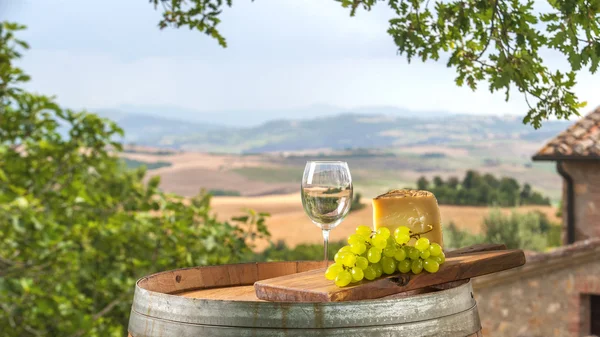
211,194,560,249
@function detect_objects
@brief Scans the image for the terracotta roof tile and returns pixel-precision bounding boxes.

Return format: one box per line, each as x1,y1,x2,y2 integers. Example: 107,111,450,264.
532,106,600,161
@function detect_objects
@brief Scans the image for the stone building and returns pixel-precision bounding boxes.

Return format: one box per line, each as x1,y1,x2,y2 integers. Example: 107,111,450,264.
473,107,600,337
532,106,600,245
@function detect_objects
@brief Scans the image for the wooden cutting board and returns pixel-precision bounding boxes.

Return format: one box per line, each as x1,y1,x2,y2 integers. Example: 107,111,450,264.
254,244,525,302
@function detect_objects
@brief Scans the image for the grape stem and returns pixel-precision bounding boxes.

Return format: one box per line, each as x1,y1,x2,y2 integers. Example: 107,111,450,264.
409,225,433,240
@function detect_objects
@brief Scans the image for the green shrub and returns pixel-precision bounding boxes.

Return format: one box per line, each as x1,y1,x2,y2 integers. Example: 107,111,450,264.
442,222,484,250
483,209,547,251
350,192,366,213
546,224,562,248
443,209,562,251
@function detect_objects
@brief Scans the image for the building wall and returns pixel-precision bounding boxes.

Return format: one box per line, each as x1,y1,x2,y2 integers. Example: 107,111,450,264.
562,161,600,244
473,252,600,337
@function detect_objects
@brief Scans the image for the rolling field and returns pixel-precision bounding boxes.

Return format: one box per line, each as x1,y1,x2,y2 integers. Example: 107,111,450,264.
119,146,563,249
210,193,560,249
120,144,562,200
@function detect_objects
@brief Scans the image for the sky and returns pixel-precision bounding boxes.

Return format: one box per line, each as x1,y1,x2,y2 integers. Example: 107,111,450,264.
1,0,599,120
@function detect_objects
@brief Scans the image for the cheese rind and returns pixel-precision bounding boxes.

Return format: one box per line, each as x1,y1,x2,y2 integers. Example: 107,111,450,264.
372,189,443,247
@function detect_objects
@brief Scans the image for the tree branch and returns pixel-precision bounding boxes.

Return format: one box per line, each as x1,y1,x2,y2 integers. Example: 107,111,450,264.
523,91,533,109
475,0,499,61
22,324,43,336
0,261,53,277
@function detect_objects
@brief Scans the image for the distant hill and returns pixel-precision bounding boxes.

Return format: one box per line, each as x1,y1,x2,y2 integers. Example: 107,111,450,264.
132,113,571,153
92,109,224,144
91,107,572,153
110,104,451,127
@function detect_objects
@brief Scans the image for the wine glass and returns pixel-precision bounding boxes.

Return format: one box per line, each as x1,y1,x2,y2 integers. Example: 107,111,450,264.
301,161,353,261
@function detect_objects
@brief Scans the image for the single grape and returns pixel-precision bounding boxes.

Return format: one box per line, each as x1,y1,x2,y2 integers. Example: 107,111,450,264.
351,267,365,281
423,258,440,273
383,245,397,258
408,247,421,260
436,251,445,264
348,234,366,245
394,232,411,245
396,226,411,235
356,256,369,270
367,247,382,263
376,227,391,239
381,256,397,275
363,266,376,280
394,248,407,261
351,242,367,255
411,259,424,274
429,243,442,257
430,256,443,264
387,236,395,246
397,259,411,273
325,263,343,280
339,245,352,253
420,250,431,259
342,253,357,267
371,234,387,249
356,225,373,238
371,262,383,278
337,251,348,261
335,270,352,287
415,237,431,251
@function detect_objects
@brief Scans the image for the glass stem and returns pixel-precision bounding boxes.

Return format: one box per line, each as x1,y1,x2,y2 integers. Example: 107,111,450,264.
322,229,331,262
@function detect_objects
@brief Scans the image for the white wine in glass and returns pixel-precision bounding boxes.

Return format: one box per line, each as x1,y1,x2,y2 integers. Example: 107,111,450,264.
301,161,353,261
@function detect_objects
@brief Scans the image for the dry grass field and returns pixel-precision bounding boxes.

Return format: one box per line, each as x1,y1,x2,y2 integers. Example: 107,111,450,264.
211,193,560,249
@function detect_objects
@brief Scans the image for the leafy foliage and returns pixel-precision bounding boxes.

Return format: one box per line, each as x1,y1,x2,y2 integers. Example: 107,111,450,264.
443,222,485,248
0,22,268,336
151,0,600,128
443,209,562,251
416,170,551,206
150,0,245,47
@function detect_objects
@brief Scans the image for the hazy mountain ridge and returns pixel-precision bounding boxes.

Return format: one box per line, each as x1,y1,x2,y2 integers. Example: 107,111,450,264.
96,108,571,153
110,104,453,127
140,113,571,153
92,109,225,143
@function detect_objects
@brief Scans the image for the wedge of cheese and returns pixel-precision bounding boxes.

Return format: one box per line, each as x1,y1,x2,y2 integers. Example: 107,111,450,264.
372,189,443,247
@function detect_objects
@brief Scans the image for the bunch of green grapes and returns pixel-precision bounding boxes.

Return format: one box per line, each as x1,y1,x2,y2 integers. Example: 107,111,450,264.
325,225,446,287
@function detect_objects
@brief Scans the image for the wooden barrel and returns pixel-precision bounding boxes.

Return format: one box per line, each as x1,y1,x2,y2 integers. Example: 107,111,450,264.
128,261,482,337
